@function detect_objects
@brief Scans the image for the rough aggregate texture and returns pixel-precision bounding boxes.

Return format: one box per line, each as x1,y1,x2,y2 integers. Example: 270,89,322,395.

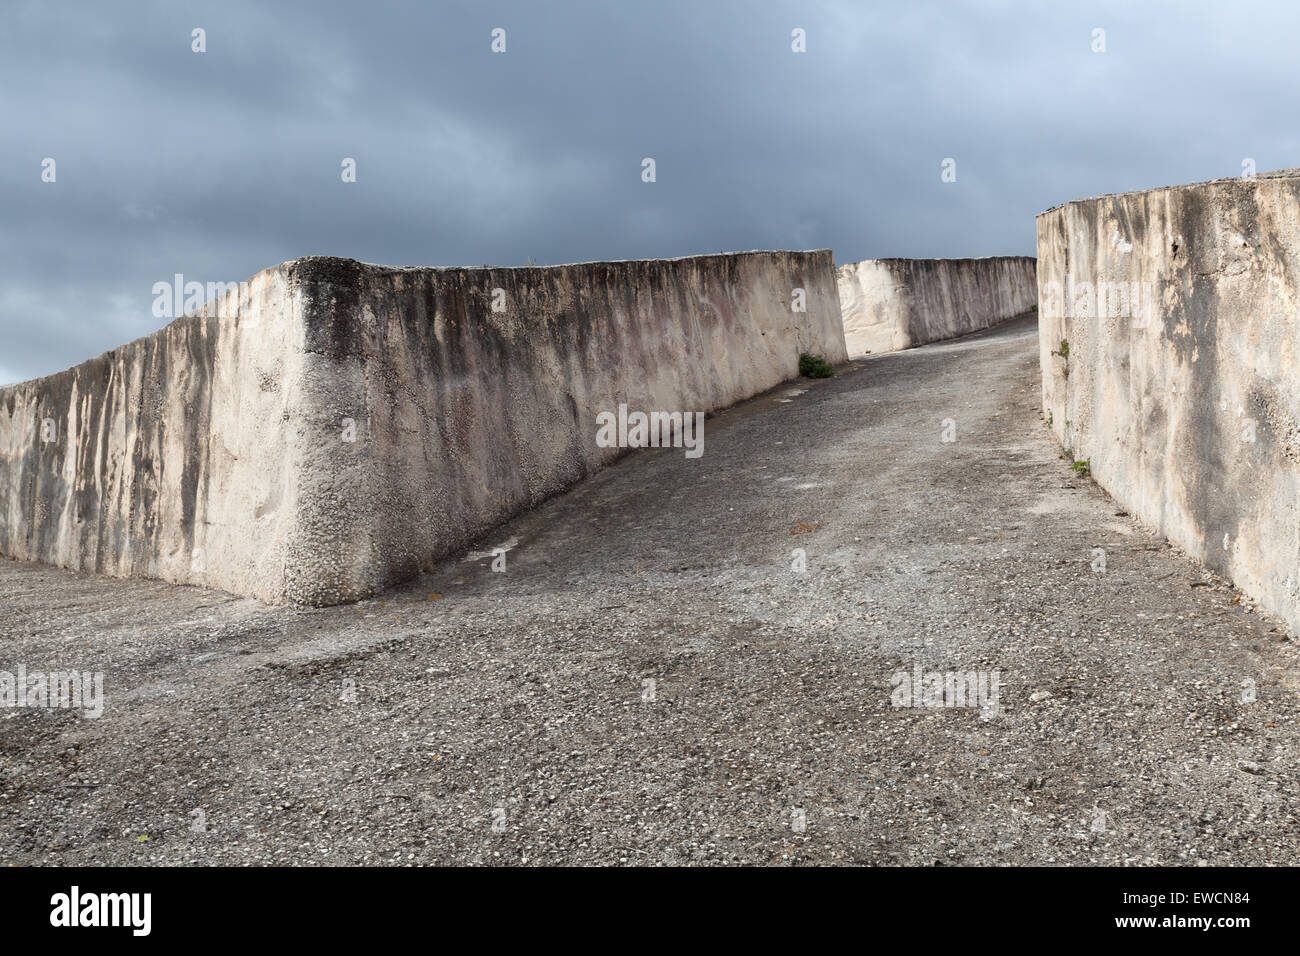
285,251,846,606
3,315,1297,866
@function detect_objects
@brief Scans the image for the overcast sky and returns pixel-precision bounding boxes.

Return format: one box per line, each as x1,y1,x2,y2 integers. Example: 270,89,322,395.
1,0,1297,385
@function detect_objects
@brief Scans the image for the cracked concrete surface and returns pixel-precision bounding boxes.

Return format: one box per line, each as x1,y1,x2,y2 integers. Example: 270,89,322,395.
2,314,1298,865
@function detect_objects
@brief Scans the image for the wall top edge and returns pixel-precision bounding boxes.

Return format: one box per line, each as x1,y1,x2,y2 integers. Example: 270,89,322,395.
1037,167,1300,219
837,256,1036,268
282,249,835,285
0,249,836,393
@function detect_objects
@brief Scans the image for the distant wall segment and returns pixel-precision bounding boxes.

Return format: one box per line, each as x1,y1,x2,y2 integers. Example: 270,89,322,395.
837,256,1037,355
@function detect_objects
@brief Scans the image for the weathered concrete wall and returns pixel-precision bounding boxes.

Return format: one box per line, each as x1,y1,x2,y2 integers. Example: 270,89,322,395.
286,251,845,604
836,256,1037,355
1038,168,1300,633
0,268,303,603
0,250,845,605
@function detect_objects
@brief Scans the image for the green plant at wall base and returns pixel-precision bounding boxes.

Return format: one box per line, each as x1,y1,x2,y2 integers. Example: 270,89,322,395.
1051,339,1069,359
799,353,834,378
1071,458,1091,478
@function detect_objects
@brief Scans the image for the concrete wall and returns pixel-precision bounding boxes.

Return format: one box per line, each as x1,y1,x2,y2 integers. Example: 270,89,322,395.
836,256,1037,355
0,250,845,605
1038,168,1300,633
0,267,302,603
285,251,845,604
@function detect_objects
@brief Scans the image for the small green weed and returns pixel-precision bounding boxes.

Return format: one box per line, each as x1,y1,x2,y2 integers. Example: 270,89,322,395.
798,353,834,378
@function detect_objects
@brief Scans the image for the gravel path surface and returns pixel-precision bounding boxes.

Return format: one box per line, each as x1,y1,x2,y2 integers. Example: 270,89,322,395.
3,313,1298,865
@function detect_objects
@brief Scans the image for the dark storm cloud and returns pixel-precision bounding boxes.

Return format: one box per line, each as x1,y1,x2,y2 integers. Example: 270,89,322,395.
2,0,1298,383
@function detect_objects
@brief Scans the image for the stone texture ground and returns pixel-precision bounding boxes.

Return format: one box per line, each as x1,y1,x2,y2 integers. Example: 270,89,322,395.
3,314,1298,865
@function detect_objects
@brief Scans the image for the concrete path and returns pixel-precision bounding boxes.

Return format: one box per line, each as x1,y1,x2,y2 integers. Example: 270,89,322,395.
3,313,1298,865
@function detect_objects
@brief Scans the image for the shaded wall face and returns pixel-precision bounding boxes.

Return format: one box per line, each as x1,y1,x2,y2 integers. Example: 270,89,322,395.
283,251,846,605
836,257,1037,356
0,269,301,603
0,250,845,607
1038,175,1300,632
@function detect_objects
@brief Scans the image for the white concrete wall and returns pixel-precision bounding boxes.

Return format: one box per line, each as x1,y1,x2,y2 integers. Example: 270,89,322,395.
283,251,846,605
0,266,304,603
837,256,1037,356
0,250,846,606
1038,169,1300,633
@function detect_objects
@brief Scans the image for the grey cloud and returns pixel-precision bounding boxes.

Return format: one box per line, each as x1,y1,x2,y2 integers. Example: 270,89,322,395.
2,0,1297,383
